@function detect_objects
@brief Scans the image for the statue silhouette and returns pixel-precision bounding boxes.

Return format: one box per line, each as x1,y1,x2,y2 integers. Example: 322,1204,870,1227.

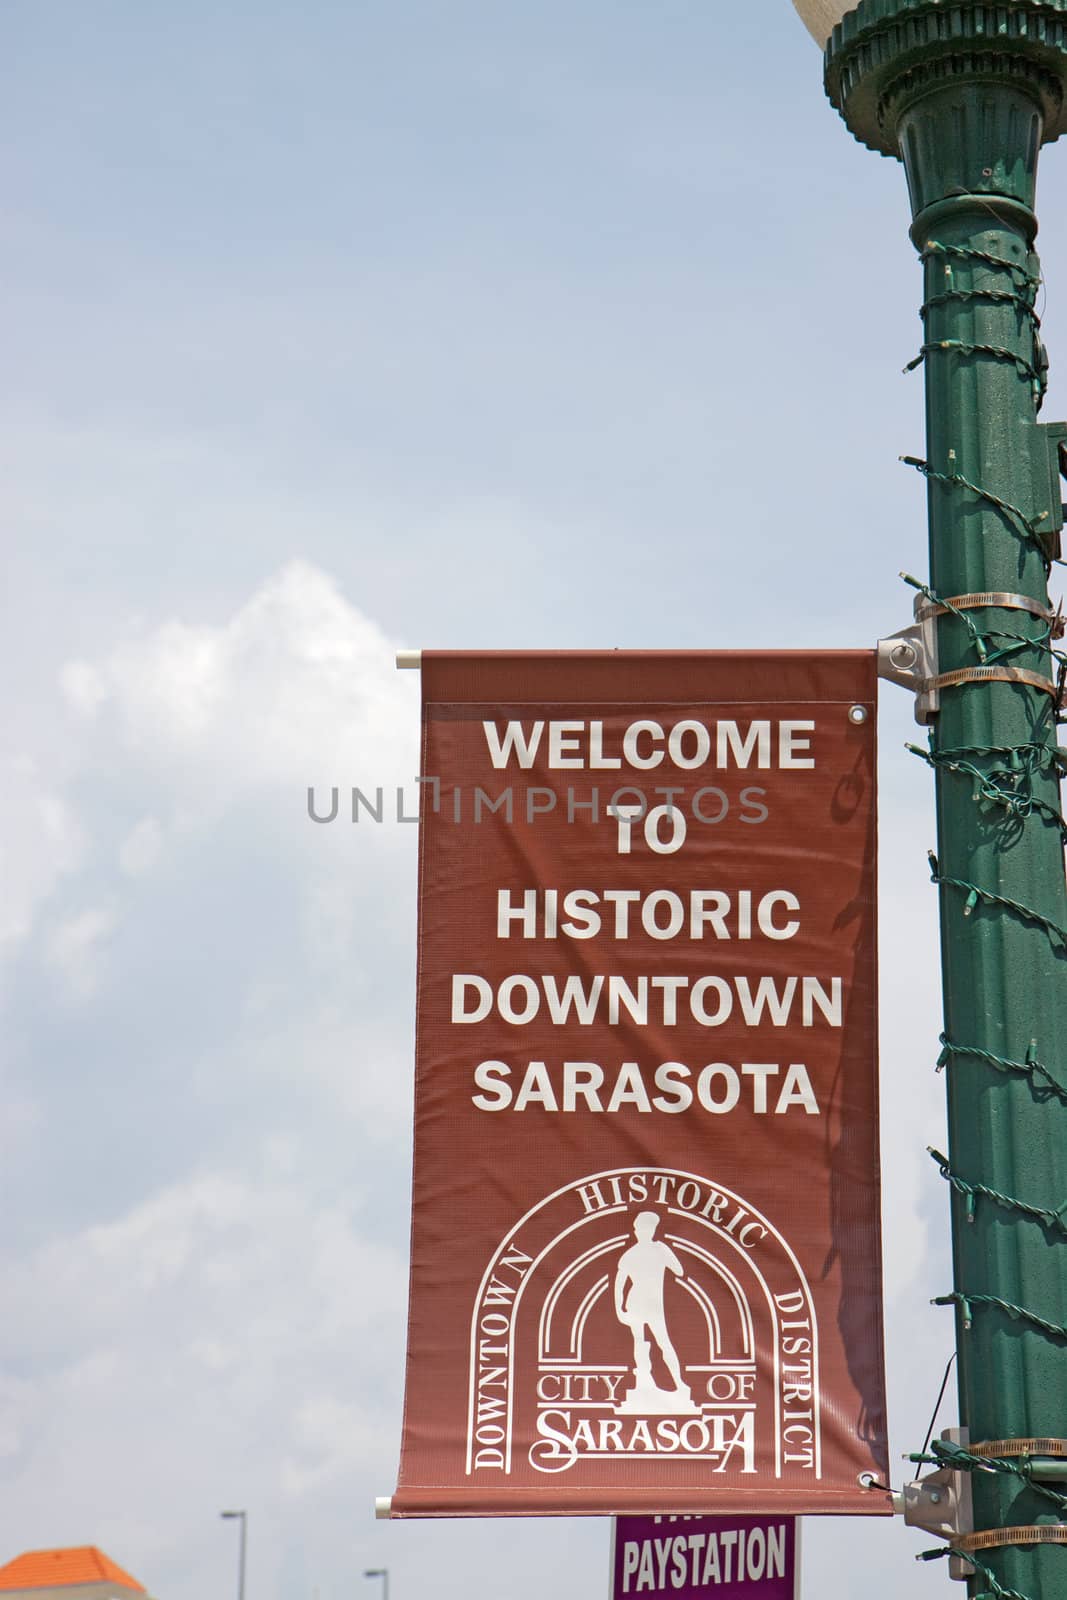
614,1211,693,1408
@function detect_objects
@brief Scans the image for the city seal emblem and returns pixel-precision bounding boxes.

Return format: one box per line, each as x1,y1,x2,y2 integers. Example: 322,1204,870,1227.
467,1167,820,1486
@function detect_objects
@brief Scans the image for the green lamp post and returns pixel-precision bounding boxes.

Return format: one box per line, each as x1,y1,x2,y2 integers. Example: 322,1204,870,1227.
792,1,1067,1594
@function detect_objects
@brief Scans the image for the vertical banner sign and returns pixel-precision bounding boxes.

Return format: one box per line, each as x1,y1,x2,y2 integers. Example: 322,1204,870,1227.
392,652,890,1517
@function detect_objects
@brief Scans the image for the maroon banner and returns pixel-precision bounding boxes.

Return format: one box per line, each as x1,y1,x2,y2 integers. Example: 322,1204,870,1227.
392,651,890,1517
612,1514,799,1599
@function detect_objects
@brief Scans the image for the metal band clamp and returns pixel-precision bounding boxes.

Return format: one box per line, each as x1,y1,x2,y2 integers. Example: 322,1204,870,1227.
915,590,1056,625
926,666,1058,698
971,1438,1067,1459
956,1526,1067,1554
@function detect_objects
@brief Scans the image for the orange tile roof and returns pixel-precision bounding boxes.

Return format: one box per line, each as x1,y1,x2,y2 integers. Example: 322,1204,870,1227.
0,1550,145,1594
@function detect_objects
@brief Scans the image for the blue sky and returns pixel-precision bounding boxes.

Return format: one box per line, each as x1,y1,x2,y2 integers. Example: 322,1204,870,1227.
4,4,1067,1600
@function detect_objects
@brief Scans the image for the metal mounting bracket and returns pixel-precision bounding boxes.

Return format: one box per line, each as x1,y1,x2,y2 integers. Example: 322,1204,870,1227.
902,1428,975,1582
1036,420,1067,562
877,597,940,725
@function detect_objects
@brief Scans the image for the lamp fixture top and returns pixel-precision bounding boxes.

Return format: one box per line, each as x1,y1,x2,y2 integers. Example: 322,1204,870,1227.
792,0,855,45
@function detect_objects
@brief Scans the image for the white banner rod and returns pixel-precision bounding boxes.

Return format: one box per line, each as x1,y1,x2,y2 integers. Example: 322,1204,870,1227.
395,651,421,670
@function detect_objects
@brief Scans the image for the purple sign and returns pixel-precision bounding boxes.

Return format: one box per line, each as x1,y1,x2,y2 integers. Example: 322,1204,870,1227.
611,1515,799,1600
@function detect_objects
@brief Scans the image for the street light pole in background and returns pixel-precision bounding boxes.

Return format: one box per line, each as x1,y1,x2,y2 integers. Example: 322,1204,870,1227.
363,1567,389,1600
793,1,1067,1595
221,1509,247,1600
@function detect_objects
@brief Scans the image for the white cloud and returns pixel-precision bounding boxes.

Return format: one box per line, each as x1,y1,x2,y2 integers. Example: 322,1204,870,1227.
280,1397,383,1498
12,561,416,974
0,1163,409,1589
46,904,117,998
119,816,164,876
0,759,85,949
59,562,417,810
59,660,109,718
16,563,419,1082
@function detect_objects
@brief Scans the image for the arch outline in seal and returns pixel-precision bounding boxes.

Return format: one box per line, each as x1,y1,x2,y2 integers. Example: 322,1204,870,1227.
466,1166,820,1485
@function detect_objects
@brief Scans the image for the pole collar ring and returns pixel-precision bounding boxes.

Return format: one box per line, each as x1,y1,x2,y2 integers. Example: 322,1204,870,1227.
924,666,1058,698
914,591,1054,625
956,1526,1067,1554
971,1437,1067,1459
